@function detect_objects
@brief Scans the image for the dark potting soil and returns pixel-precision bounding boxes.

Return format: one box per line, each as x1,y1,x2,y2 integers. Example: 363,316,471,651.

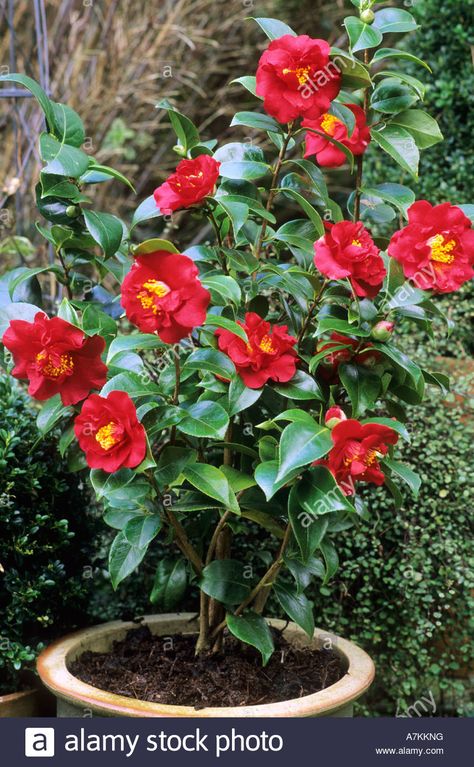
69,624,344,708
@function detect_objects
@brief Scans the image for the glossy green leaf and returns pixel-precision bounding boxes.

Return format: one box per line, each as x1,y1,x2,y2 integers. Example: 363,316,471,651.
202,274,241,305
272,370,324,401
39,134,90,178
371,79,419,115
228,376,263,416
83,210,123,258
150,557,187,608
277,188,324,236
383,457,421,496
157,99,200,151
50,102,85,147
371,125,419,179
219,160,270,181
371,48,431,72
344,16,383,53
277,421,332,483
36,395,72,435
230,76,259,98
373,8,418,34
296,466,354,516
339,363,382,417
131,195,162,229
251,17,296,40
200,560,251,603
289,486,329,562
109,531,147,588
231,111,282,133
182,463,240,513
184,347,236,379
274,582,314,639
391,109,443,149
124,514,162,548
330,48,372,89
227,612,274,665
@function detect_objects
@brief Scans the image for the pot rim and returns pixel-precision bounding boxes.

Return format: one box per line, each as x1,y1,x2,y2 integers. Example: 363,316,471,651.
0,688,38,705
37,613,375,717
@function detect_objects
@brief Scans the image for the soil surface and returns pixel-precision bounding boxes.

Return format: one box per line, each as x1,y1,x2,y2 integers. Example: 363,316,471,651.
70,624,344,708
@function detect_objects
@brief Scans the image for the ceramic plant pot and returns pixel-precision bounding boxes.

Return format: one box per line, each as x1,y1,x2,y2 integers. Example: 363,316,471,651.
0,688,46,718
37,613,375,718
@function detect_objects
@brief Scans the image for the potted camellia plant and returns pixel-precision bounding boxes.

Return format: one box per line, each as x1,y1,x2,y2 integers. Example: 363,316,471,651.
1,1,472,717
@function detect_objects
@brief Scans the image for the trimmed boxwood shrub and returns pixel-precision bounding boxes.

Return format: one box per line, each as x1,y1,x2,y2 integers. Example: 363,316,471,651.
0,374,98,694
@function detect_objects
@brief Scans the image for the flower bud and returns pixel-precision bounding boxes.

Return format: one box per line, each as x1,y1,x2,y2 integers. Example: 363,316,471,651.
325,406,347,429
371,320,395,342
360,9,375,24
66,205,80,218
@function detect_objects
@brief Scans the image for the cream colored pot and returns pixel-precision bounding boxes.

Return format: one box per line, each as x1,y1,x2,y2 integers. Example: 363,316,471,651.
0,688,44,718
37,613,375,718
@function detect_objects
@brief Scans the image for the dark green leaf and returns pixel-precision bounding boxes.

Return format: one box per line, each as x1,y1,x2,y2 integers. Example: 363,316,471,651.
274,582,314,639
231,111,282,133
200,559,251,603
277,421,332,483
226,612,274,665
371,125,419,179
39,133,90,178
109,531,147,588
182,463,240,513
344,16,383,53
178,400,229,440
83,210,123,258
124,514,162,547
150,557,187,608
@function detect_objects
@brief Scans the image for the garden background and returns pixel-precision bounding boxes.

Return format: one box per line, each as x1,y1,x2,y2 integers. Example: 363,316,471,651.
0,0,472,715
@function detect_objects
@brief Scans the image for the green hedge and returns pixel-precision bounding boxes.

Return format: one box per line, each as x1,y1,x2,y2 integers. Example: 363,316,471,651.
307,385,473,716
0,374,98,694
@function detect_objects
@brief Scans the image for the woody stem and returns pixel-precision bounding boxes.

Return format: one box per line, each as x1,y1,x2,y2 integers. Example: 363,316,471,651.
353,50,370,222
209,524,293,640
254,122,294,259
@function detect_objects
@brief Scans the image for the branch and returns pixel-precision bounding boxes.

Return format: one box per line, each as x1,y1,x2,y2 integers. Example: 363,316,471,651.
210,523,292,640
146,471,203,576
254,122,294,259
353,49,371,222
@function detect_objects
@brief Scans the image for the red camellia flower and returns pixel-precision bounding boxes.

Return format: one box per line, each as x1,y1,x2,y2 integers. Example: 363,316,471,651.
314,221,386,298
216,312,298,389
121,250,210,343
303,104,371,167
316,332,381,383
74,391,146,473
153,155,220,215
256,35,341,124
387,200,474,294
2,312,107,406
322,419,399,495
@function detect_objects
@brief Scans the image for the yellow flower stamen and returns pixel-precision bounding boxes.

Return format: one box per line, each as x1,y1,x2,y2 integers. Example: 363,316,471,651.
282,65,311,86
259,334,277,354
320,113,342,135
428,234,457,265
137,279,170,314
36,351,74,378
351,239,362,247
95,422,119,451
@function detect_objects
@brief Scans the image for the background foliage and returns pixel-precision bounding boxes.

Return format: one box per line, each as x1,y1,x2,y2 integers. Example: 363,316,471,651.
0,373,97,694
